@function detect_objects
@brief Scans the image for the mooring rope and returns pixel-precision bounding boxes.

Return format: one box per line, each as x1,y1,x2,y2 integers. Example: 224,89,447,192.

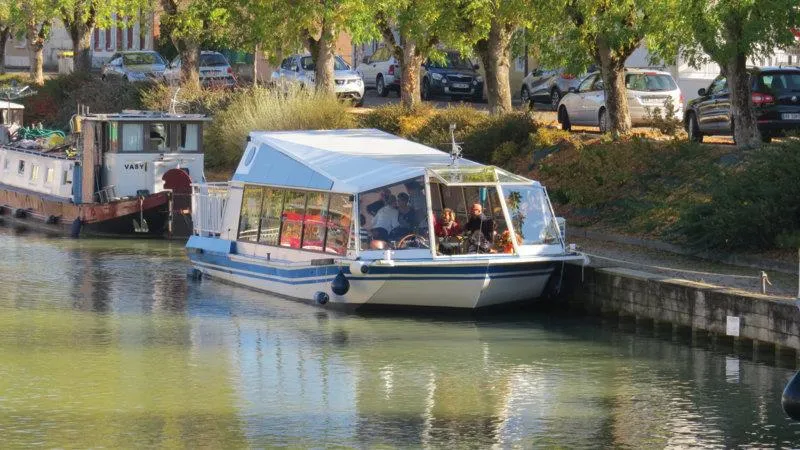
583,252,762,280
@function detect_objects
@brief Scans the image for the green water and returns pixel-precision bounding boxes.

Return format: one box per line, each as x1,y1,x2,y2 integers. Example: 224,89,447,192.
0,226,798,448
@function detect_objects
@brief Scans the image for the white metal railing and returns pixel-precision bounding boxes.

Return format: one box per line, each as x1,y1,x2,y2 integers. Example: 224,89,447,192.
96,185,118,203
191,182,230,236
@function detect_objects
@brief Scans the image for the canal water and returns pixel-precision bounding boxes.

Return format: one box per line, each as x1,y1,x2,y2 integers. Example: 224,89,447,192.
1,226,799,448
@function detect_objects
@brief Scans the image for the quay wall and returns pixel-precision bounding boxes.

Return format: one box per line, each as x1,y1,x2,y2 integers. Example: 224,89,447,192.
560,264,800,355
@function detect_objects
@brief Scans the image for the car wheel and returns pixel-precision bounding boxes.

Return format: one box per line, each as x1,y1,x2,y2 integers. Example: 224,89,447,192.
521,86,531,108
687,113,704,143
558,106,571,131
422,78,431,101
123,75,130,82
599,108,610,133
376,75,388,97
354,97,365,107
761,133,772,144
550,89,561,111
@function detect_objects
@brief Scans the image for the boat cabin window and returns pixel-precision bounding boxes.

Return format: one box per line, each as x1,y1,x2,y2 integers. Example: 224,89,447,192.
237,184,353,255
2,157,8,171
149,123,169,152
29,164,39,182
45,167,54,184
62,169,72,185
17,160,24,175
358,177,429,251
504,185,560,245
429,183,511,255
122,123,143,152
178,124,199,152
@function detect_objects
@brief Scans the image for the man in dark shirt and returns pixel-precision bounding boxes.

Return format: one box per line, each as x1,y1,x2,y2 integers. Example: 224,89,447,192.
463,203,494,252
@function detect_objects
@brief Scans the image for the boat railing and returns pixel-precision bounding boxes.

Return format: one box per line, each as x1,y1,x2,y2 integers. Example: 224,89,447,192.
191,182,229,236
96,185,118,203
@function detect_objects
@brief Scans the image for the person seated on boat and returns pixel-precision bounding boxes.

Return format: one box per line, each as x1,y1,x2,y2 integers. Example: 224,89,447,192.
369,227,390,250
435,208,461,238
366,188,393,216
463,203,495,254
395,192,417,237
372,194,399,235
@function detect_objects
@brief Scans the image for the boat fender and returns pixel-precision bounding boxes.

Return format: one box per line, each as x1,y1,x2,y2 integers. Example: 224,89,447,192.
349,260,369,275
782,370,800,421
187,268,203,280
314,291,330,305
13,208,26,219
45,215,59,225
70,218,82,238
331,270,350,296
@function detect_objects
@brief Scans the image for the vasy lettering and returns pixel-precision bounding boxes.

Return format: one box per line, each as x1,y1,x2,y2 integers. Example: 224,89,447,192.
124,162,148,171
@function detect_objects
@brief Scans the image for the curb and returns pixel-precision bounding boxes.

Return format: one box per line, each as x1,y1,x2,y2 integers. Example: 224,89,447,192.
570,227,797,275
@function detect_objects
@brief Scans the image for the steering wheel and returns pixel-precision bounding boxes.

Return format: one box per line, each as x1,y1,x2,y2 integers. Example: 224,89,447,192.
397,233,429,249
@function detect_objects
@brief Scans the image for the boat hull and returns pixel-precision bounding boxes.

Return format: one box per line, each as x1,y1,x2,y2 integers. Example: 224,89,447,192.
0,183,186,238
186,237,566,310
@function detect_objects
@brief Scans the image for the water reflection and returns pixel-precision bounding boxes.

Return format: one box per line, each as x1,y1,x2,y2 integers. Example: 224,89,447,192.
0,226,798,447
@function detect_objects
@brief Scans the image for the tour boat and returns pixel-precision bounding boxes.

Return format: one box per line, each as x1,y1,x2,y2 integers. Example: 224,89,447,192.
0,105,209,237
187,128,586,310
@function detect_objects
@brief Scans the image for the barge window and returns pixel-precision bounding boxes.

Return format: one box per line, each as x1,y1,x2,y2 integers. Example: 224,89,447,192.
29,164,39,182
45,167,54,184
237,185,263,242
17,160,24,175
280,190,307,249
504,185,560,245
178,124,199,152
149,123,169,152
122,124,143,152
302,192,329,251
358,176,429,251
258,188,284,246
326,194,353,255
2,157,8,171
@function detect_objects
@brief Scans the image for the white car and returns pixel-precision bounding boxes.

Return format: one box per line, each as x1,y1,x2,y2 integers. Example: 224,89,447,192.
165,51,236,87
557,69,684,132
272,54,365,106
355,47,400,97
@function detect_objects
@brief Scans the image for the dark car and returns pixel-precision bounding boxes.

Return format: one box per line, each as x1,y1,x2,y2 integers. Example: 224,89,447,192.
421,51,483,102
685,67,800,143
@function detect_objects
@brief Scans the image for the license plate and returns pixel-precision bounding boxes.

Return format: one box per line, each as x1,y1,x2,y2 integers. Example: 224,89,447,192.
642,97,667,104
782,113,800,121
452,82,469,89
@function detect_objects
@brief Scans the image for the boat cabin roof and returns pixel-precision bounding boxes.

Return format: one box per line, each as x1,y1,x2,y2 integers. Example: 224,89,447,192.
237,129,531,193
82,110,210,123
0,101,24,110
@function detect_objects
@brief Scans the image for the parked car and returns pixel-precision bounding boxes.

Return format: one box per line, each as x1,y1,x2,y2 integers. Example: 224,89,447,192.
355,47,401,97
272,54,365,106
557,69,684,133
420,51,483,102
685,67,800,143
101,51,167,82
164,51,236,87
520,68,588,110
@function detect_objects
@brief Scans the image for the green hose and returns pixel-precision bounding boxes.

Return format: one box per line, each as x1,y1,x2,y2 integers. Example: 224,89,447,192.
17,127,66,140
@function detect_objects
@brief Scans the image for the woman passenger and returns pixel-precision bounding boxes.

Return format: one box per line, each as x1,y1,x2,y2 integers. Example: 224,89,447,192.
435,208,461,238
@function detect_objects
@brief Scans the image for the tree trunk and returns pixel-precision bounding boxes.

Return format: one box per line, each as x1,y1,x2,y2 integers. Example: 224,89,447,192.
400,42,423,108
307,19,336,95
476,20,513,115
0,27,9,75
597,38,631,137
177,41,200,89
68,22,94,73
726,53,761,148
26,21,49,86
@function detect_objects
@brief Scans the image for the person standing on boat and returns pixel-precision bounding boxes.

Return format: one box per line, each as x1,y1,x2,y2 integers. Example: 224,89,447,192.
463,203,494,253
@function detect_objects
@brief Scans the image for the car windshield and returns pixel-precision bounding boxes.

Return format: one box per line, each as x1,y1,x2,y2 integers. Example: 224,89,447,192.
300,56,349,71
626,73,677,92
200,53,228,67
428,53,473,70
122,52,165,66
757,72,800,94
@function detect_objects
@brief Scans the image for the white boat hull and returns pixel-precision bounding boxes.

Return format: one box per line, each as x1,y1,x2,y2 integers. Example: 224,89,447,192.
187,237,572,310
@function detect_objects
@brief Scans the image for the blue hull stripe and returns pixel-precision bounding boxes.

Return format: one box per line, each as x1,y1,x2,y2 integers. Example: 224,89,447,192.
190,254,554,285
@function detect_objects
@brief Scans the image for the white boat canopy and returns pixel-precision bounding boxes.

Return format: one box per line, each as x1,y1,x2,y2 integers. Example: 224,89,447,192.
0,101,24,110
234,129,533,193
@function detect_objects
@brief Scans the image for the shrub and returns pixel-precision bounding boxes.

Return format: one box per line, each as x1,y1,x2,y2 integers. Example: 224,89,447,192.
140,83,234,116
203,86,356,168
408,105,487,152
462,112,536,163
674,141,800,250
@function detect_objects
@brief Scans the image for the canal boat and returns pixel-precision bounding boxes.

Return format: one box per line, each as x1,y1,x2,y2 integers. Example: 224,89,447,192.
187,128,586,309
0,105,210,237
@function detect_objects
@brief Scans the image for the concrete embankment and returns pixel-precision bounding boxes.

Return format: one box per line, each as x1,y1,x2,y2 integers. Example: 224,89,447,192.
560,263,800,362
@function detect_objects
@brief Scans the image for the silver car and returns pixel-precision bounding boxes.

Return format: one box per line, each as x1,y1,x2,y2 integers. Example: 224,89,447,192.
520,68,588,110
557,69,684,133
101,51,167,82
272,54,365,106
164,51,237,87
